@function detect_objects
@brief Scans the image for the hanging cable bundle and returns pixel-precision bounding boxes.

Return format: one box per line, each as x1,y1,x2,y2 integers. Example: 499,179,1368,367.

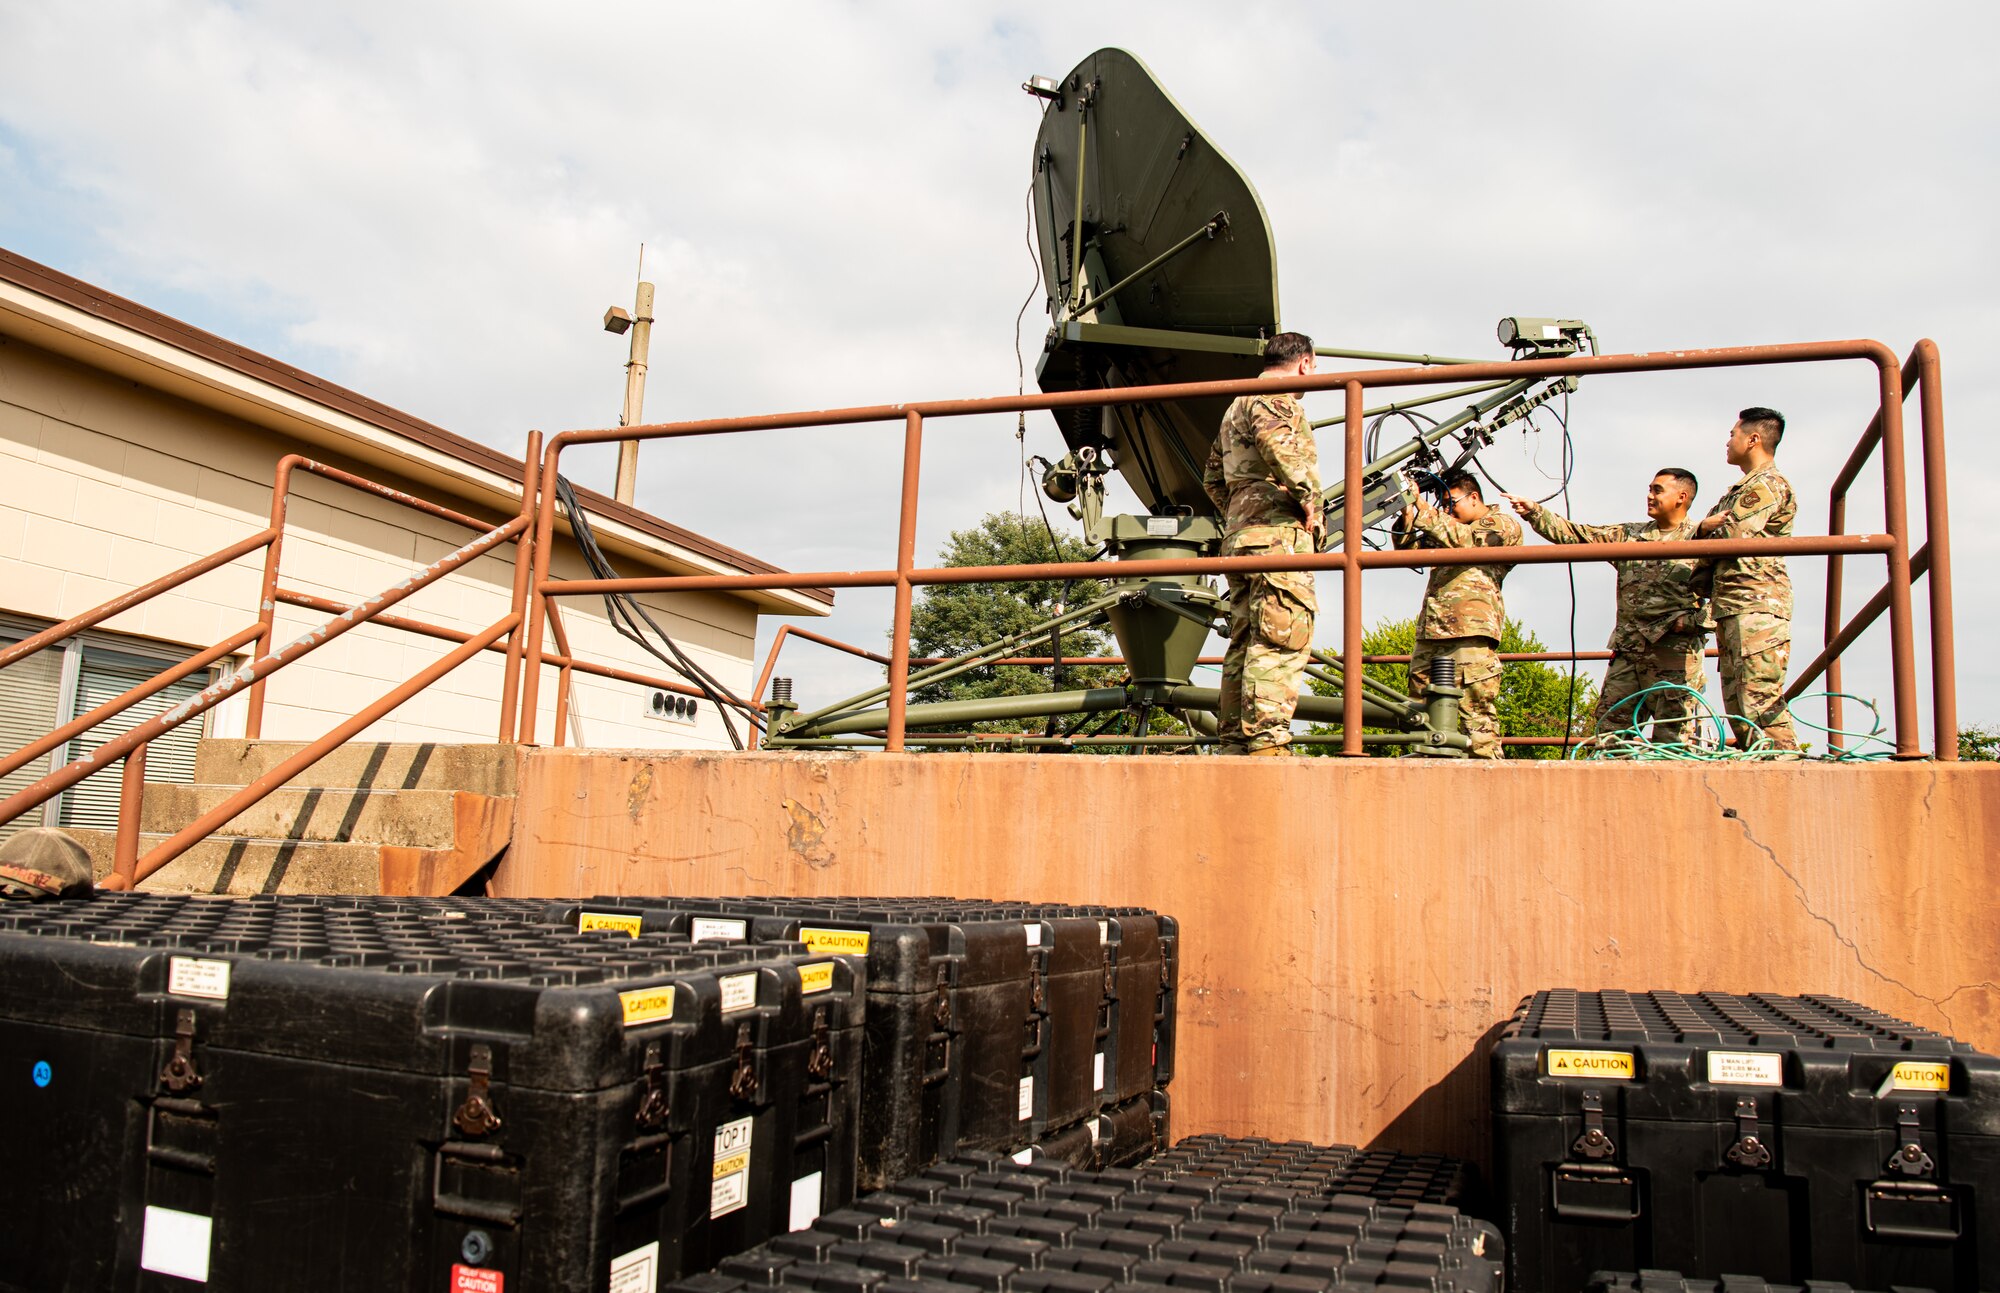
550,474,764,750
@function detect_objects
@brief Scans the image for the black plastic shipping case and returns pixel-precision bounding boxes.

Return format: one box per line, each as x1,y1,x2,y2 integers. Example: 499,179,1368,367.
563,895,1178,1187
670,1154,1503,1293
1586,1272,1928,1293
1492,988,2000,1293
0,894,864,1293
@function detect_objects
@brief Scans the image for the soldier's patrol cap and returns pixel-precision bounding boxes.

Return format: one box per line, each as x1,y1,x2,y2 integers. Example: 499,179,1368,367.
0,828,95,902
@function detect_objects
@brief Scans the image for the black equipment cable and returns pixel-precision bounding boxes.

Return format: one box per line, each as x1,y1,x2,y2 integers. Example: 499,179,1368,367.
551,474,762,750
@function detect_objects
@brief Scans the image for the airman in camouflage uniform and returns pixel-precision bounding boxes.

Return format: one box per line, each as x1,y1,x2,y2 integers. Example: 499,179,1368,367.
1202,332,1323,755
1696,407,1799,751
1505,468,1710,744
1398,472,1521,758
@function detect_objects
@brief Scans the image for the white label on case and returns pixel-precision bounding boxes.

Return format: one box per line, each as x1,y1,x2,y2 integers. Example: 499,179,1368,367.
711,1117,753,1217
167,957,231,1001
140,1206,212,1281
1097,920,1109,944
609,1241,661,1293
789,1172,824,1231
1018,1076,1034,1121
1012,1148,1035,1165
1093,1051,1106,1092
1024,923,1042,947
1707,1051,1783,1087
720,972,758,1014
691,917,747,942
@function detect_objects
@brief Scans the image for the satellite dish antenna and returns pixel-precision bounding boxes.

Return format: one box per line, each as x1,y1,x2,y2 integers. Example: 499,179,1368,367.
1029,47,1280,517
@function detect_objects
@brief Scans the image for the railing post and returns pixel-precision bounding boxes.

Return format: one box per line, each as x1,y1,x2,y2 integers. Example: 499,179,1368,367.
108,742,148,891
886,410,925,753
1915,342,1956,759
553,666,573,748
244,458,299,739
517,440,563,746
1341,381,1365,756
1873,353,1921,757
1823,490,1847,755
498,430,543,742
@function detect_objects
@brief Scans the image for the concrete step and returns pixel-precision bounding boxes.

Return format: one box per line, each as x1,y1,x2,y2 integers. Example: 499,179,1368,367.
192,740,520,796
138,784,480,847
69,828,384,896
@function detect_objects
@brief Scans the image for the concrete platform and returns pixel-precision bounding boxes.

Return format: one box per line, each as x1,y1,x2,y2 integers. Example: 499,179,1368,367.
492,749,2000,1174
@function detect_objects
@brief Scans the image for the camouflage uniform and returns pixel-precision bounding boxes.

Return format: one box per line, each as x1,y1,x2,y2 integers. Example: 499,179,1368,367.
1400,508,1522,758
1526,506,1709,744
1202,391,1320,753
1699,464,1798,750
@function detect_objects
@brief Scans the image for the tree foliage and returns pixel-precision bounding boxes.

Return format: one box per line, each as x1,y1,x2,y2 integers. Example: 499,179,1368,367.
903,512,1119,730
1959,725,2000,761
1304,616,1598,759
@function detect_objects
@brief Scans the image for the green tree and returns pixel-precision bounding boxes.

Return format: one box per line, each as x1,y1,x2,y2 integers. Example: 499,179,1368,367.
1959,725,2000,761
1303,616,1597,759
903,513,1120,733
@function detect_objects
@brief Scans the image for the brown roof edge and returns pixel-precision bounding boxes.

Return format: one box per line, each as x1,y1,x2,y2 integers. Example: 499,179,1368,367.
0,246,833,607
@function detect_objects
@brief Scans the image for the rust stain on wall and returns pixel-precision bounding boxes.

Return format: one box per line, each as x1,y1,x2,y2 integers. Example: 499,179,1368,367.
781,796,835,868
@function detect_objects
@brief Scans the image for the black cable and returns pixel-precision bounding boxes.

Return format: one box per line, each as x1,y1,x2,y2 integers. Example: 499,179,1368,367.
552,475,762,749
1015,177,1043,518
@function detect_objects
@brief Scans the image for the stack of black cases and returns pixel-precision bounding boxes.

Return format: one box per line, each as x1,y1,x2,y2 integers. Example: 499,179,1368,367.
552,897,1178,1186
0,893,864,1293
1492,989,1998,1293
1588,1274,1920,1293
670,1154,1503,1293
1138,1134,1478,1211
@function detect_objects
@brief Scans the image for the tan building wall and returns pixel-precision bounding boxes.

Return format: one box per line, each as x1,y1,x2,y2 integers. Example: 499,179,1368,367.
0,332,762,751
496,750,2000,1176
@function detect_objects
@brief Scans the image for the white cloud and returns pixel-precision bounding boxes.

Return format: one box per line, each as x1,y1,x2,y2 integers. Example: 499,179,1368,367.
1,0,1992,744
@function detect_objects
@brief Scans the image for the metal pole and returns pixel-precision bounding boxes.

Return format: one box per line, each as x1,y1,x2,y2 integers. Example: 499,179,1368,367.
886,410,924,751
1872,350,1921,757
517,440,564,744
1915,341,1956,758
244,458,300,739
1066,96,1089,315
498,430,542,741
1342,381,1364,755
613,282,655,505
107,743,148,892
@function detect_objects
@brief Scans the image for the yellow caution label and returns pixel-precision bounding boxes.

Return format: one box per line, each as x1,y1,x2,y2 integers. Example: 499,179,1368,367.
712,1151,751,1180
579,911,643,937
1546,1049,1636,1079
619,985,675,1027
1890,1061,1950,1092
799,962,835,995
798,927,870,956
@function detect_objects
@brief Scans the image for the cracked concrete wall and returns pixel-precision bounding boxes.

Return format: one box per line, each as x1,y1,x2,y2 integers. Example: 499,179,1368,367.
498,749,2000,1172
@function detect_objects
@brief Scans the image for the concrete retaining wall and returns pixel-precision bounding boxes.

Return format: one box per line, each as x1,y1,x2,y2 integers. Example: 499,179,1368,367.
495,750,2000,1172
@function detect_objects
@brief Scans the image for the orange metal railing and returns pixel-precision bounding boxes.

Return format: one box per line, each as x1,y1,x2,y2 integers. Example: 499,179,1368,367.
525,338,1950,759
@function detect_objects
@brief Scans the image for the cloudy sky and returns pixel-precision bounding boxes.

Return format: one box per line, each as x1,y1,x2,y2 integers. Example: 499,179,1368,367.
2,2,1993,749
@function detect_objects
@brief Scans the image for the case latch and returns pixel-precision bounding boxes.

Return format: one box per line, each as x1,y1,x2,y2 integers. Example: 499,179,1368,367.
728,1021,760,1100
806,1006,836,1080
1725,1096,1773,1168
1883,1103,1935,1178
635,1040,670,1131
452,1043,504,1137
159,1007,203,1095
1571,1090,1617,1161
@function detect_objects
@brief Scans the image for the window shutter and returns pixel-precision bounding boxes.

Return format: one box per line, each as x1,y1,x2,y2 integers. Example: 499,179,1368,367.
0,637,63,844
56,648,211,834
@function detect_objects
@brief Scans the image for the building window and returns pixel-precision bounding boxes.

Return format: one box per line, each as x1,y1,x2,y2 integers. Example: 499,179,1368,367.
0,620,216,842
